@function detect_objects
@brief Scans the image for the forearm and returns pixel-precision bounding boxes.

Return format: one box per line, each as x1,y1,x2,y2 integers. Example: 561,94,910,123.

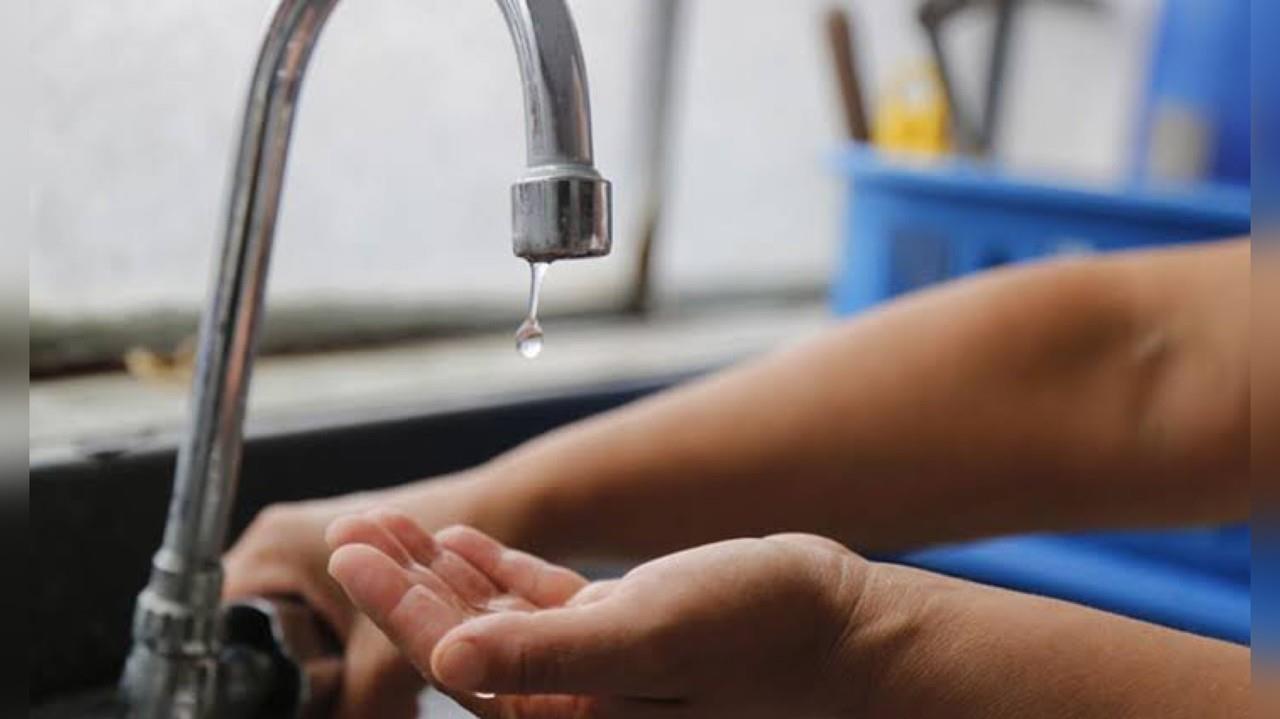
837,562,1250,718
407,242,1249,561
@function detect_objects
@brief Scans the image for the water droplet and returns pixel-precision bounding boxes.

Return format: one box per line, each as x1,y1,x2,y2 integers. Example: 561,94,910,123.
515,262,550,359
515,318,544,359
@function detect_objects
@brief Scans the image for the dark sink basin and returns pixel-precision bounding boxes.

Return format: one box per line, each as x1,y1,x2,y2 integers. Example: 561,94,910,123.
32,688,120,719
32,376,679,714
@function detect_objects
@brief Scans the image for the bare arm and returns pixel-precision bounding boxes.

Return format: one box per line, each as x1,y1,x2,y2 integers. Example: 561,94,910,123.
226,240,1249,717
405,240,1249,560
840,561,1250,718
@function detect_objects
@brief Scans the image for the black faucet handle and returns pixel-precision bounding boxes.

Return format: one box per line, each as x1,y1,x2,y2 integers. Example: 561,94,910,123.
219,598,342,719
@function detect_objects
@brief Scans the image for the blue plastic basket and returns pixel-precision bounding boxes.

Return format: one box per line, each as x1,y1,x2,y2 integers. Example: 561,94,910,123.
833,147,1252,643
833,147,1251,315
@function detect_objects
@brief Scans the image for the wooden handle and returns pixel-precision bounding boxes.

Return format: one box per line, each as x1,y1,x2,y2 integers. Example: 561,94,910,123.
825,7,871,142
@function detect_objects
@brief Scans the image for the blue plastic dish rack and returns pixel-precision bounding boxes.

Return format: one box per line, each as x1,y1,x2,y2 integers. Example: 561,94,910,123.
833,147,1252,644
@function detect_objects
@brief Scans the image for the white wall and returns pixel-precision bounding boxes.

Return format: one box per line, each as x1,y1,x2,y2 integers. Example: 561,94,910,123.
28,0,1160,320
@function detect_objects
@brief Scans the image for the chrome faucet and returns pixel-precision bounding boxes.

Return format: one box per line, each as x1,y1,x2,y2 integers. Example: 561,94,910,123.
120,1,611,716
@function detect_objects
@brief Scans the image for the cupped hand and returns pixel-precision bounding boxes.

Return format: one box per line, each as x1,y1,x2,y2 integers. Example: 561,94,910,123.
327,514,871,719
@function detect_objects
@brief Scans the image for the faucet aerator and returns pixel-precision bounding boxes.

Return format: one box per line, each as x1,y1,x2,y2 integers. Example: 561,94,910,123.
513,170,612,262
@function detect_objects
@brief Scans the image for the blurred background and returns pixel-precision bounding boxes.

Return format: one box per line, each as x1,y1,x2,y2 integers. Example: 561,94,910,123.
27,0,1257,714
29,0,1249,451
27,0,1155,321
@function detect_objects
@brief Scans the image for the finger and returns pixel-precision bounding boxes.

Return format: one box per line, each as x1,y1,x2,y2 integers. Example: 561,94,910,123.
330,545,473,678
484,594,539,612
329,511,494,614
333,620,424,719
437,525,588,607
326,526,497,622
328,544,416,621
365,510,504,609
567,579,621,607
325,514,414,567
368,508,440,565
429,603,673,698
765,532,851,555
429,547,507,610
221,560,356,641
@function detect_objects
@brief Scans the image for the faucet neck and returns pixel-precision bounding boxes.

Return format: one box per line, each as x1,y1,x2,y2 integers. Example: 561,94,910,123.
496,0,597,168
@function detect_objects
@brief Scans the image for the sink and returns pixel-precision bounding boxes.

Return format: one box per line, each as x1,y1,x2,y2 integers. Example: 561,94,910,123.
31,688,120,719
31,377,679,715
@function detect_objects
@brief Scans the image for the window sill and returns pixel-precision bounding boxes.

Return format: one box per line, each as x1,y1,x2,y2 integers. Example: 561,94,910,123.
30,303,828,466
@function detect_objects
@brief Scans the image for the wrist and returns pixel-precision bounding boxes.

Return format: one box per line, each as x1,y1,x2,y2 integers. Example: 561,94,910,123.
820,561,935,719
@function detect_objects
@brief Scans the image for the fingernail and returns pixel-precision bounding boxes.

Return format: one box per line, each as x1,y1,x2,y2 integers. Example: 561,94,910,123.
326,548,374,608
323,514,358,549
327,547,352,581
436,640,486,690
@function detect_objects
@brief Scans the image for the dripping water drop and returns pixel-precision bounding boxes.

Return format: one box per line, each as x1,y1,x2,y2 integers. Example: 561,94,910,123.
515,261,549,359
515,320,543,359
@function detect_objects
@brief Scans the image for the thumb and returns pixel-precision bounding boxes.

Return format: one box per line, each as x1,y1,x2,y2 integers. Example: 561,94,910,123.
334,621,424,719
430,603,673,699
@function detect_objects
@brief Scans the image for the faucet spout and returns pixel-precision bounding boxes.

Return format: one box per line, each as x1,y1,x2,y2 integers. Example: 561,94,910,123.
498,0,595,168
120,1,611,716
497,0,612,261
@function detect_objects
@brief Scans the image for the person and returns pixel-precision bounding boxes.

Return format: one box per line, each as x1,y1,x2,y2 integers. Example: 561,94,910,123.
225,240,1251,718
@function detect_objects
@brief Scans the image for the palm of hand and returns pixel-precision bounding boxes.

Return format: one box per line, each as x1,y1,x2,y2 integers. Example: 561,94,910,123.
329,512,865,719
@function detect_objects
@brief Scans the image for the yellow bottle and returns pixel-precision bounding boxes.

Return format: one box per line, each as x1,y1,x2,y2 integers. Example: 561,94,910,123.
873,63,952,158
